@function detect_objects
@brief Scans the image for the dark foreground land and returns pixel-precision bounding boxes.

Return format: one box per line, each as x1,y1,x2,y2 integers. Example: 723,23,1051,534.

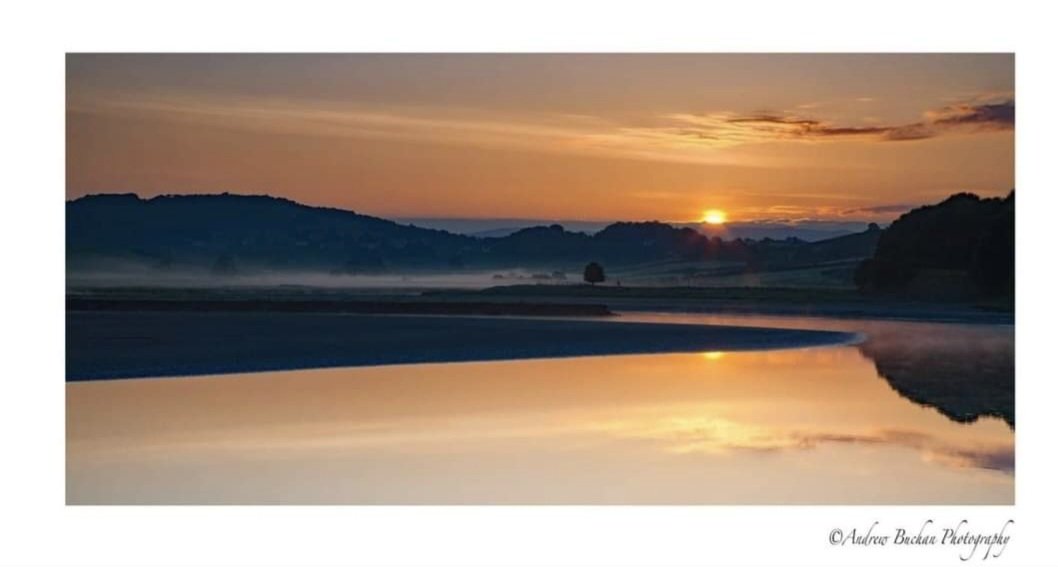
436,285,1014,324
66,311,857,380
67,283,1013,324
66,297,612,317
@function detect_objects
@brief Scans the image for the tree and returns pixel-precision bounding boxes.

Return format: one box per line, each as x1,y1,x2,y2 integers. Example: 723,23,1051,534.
583,261,605,286
853,191,1013,299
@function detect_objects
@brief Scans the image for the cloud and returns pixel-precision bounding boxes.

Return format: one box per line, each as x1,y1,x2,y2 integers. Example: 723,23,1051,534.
732,202,914,222
595,97,1013,151
69,89,1014,168
928,100,1015,128
690,98,1014,143
841,203,920,215
724,114,896,138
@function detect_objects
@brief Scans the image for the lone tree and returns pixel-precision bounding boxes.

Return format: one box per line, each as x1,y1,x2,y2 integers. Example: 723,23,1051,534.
583,261,606,286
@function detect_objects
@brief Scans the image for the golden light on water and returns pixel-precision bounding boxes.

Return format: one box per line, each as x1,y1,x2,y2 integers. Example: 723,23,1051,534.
66,344,1014,504
701,209,728,225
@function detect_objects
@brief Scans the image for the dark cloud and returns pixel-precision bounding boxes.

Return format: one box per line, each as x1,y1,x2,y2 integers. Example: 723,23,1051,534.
882,124,935,141
722,99,1014,143
726,114,892,138
932,100,1015,128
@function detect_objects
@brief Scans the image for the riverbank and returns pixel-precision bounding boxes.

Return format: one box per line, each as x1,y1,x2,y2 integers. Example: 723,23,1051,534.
66,311,858,380
67,283,1013,324
432,285,1014,325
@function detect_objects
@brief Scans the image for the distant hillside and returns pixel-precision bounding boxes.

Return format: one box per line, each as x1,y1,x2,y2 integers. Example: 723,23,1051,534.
401,217,865,242
67,193,480,274
750,224,883,269
854,191,1014,300
67,193,884,280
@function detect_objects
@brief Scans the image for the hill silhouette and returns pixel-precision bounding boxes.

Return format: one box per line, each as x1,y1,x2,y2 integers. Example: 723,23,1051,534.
854,191,1014,300
67,192,884,277
67,193,479,274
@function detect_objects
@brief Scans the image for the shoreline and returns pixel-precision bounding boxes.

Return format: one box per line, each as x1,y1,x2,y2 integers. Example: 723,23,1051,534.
65,284,1010,381
66,311,859,381
440,285,1015,326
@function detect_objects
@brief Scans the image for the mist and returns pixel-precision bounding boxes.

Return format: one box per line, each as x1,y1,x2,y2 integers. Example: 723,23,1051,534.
66,266,575,291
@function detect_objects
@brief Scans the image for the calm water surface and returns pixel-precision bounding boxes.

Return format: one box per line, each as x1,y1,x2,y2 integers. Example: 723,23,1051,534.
66,312,1013,504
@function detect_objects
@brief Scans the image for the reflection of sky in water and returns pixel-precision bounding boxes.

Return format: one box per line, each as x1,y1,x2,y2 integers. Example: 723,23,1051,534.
588,413,1012,473
67,315,1013,504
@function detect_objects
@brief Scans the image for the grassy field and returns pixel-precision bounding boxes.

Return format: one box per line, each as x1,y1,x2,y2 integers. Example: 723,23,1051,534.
604,258,861,289
431,284,1013,324
67,279,1013,324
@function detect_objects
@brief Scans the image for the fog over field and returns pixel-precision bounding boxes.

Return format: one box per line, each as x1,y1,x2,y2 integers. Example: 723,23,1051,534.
66,268,570,290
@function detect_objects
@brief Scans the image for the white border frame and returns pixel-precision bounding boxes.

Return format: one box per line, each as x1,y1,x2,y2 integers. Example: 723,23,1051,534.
4,1,1054,565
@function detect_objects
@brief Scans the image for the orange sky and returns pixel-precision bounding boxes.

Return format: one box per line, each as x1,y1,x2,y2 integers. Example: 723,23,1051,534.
66,54,1014,223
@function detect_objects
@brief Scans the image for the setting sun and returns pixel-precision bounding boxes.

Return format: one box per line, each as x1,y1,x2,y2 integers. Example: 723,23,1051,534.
701,209,728,225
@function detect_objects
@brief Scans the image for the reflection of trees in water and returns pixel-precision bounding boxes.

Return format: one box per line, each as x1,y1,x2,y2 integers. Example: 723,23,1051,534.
856,325,1014,428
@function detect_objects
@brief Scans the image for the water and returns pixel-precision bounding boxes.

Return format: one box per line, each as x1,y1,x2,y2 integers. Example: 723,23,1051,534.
66,313,1013,504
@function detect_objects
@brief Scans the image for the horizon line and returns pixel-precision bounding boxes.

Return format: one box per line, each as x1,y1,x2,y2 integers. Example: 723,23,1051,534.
66,190,909,227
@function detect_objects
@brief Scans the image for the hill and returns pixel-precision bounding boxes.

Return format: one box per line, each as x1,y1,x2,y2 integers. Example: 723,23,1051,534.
854,191,1014,300
67,193,480,274
67,192,884,281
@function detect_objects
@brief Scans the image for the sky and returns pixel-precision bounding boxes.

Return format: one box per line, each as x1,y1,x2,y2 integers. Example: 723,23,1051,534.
66,54,1014,224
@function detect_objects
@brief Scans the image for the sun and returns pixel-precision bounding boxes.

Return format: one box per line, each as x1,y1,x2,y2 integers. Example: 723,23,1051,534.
701,209,728,225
